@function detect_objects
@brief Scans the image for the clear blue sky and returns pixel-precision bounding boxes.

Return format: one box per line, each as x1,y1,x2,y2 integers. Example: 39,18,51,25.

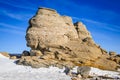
0,0,120,54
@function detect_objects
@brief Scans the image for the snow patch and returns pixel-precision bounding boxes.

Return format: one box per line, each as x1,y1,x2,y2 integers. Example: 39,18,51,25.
90,67,120,79
0,58,71,80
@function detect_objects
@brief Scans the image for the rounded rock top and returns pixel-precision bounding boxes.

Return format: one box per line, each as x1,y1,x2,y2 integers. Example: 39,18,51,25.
39,7,57,12
37,7,57,15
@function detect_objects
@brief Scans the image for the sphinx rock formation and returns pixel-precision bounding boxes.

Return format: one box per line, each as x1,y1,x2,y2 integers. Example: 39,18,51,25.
17,7,118,70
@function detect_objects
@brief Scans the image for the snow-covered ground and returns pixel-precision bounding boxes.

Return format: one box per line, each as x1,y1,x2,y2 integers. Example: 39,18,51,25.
72,66,120,79
90,67,120,79
0,53,120,80
0,54,71,80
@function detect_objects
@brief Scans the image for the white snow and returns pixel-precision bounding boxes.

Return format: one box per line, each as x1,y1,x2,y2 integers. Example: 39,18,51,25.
0,53,120,80
89,67,120,79
0,54,71,80
72,66,120,78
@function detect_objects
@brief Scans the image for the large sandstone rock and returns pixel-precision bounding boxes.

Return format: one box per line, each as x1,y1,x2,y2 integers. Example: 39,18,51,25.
26,7,78,50
17,7,119,70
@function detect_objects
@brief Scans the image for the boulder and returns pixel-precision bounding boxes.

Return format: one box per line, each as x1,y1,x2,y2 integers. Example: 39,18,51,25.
109,51,116,56
77,66,91,78
10,56,17,59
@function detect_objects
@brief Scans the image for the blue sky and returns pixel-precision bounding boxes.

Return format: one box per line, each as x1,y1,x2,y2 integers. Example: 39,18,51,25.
0,0,120,54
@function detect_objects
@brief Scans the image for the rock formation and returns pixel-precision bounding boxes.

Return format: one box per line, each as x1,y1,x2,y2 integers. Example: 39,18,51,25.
17,7,119,70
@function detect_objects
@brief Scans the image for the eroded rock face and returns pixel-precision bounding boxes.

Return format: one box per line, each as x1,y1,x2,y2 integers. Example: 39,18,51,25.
26,7,78,50
17,7,119,70
74,22,92,40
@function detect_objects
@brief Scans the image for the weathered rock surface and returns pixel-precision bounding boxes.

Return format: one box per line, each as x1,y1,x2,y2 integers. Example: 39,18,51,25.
30,50,43,56
74,22,92,40
17,7,119,70
108,54,120,64
109,51,116,56
26,7,78,50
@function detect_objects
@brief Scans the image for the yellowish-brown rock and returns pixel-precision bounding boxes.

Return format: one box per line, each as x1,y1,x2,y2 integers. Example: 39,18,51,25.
17,7,119,71
0,52,10,58
92,58,117,70
10,56,17,59
74,22,92,40
30,50,43,56
26,7,78,49
109,51,116,56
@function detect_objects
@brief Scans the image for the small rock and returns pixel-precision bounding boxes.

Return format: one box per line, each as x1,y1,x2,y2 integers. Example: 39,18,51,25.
109,51,116,56
64,66,71,75
77,66,91,78
10,56,17,59
77,74,82,79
